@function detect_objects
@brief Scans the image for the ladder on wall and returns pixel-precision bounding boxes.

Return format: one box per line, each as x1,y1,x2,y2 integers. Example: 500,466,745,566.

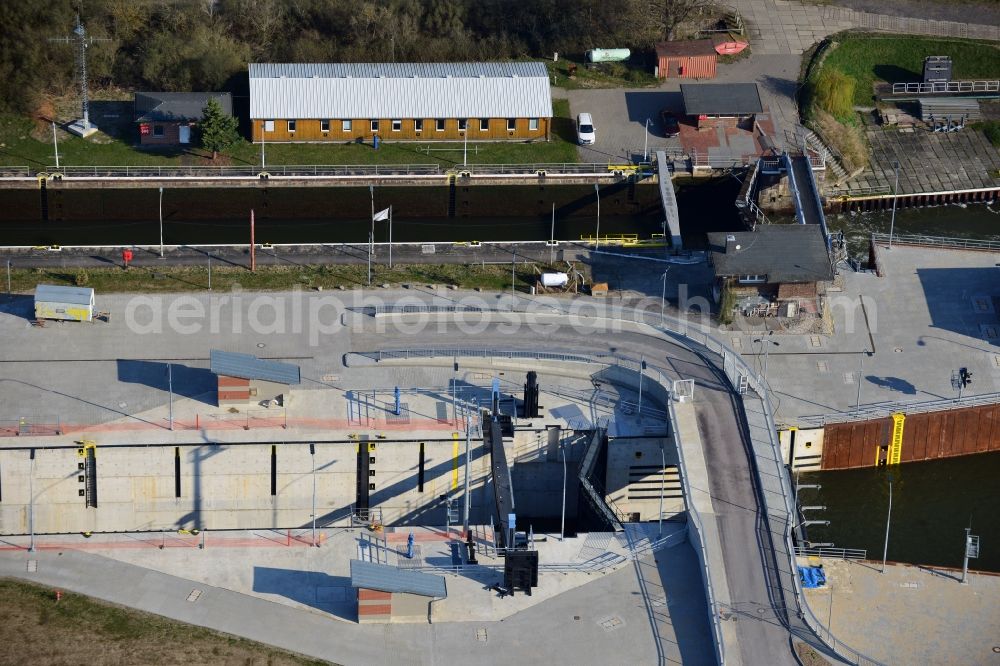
888,413,905,465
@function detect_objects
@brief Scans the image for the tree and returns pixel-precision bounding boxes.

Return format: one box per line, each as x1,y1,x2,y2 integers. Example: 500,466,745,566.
197,97,239,159
655,0,707,41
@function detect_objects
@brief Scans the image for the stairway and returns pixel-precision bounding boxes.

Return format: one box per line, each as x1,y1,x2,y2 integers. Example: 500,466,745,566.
39,178,49,221
447,173,457,218
803,128,849,183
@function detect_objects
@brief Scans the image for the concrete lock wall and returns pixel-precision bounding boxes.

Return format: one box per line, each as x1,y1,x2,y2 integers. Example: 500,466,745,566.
0,439,490,535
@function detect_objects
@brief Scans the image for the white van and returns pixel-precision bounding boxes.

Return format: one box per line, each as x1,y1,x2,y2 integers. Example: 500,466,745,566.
576,113,595,145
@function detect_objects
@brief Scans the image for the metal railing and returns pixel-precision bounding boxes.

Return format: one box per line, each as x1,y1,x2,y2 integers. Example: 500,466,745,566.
794,546,867,561
870,232,1000,252
891,80,1000,95
667,397,727,666
0,166,32,178
825,184,892,198
458,162,653,176
360,304,881,665
42,163,442,178
823,6,1000,41
798,389,1000,426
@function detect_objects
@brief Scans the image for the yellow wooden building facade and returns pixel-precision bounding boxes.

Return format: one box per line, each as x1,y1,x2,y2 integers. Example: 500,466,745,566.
249,62,553,144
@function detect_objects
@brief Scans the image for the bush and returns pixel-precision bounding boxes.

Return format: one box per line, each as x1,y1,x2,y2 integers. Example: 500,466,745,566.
74,270,89,286
812,68,856,121
813,109,869,172
602,62,628,78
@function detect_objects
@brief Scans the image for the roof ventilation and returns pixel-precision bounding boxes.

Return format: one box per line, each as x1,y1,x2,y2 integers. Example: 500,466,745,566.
725,234,739,253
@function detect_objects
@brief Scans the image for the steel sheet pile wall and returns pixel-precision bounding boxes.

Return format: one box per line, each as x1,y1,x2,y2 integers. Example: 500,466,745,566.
822,404,1000,470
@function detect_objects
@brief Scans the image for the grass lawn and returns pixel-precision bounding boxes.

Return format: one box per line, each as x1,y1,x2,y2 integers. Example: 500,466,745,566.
819,33,1000,106
0,99,578,169
0,578,328,666
546,58,658,90
10,259,588,294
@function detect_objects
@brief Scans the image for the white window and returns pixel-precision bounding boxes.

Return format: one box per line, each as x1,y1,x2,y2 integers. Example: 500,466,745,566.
480,118,489,132
507,118,516,132
435,118,445,132
320,119,330,132
287,119,296,133
263,120,274,132
153,125,164,137
458,118,467,132
370,119,379,132
529,118,539,131
738,274,767,284
415,119,423,133
342,119,352,132
392,119,402,132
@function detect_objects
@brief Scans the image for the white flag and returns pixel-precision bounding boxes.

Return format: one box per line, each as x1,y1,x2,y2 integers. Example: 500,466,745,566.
373,207,390,221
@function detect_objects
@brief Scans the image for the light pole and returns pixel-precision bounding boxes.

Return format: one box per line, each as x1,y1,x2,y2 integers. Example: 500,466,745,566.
207,254,212,291
560,442,567,541
167,363,174,431
158,187,164,258
368,185,375,286
754,332,779,386
28,448,35,553
643,118,651,162
888,160,900,249
881,472,893,573
660,268,671,325
463,414,471,534
594,183,601,250
855,350,871,411
6,260,11,297
52,122,60,169
637,357,646,420
510,245,516,310
310,443,317,546
658,445,665,537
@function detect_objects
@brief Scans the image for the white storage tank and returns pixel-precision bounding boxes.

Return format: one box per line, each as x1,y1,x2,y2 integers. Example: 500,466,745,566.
540,272,570,288
586,48,631,63
34,284,95,322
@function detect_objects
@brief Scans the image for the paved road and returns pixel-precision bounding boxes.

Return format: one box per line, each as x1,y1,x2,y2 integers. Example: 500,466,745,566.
366,319,806,665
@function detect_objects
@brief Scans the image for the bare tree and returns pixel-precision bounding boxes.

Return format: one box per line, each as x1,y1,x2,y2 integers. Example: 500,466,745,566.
656,0,707,41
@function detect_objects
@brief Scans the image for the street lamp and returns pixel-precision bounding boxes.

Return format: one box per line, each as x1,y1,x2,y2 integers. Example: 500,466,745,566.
753,331,780,385
594,184,601,250
881,472,893,573
888,160,900,249
643,118,651,162
660,268,671,325
310,443,317,547
560,442,567,541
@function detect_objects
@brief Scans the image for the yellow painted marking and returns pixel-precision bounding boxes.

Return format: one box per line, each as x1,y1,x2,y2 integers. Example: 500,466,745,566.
889,413,905,465
452,432,460,490
875,445,881,467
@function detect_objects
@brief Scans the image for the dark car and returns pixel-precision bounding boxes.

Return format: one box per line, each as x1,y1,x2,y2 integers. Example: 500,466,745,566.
659,110,680,138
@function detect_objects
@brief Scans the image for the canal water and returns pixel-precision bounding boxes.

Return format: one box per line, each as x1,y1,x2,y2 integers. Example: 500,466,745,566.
825,201,1000,258
799,451,1000,573
0,179,745,247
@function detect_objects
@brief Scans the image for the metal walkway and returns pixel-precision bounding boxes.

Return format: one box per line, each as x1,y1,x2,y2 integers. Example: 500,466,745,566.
655,150,682,249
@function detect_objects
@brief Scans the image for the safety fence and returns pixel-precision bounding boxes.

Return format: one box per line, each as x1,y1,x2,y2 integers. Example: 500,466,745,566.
797,389,1000,426
794,546,868,561
891,80,1000,95
823,6,1000,41
40,164,442,178
0,409,287,437
870,232,1000,252
363,302,882,665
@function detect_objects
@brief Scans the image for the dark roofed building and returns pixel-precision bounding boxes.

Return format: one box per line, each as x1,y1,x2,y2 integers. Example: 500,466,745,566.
655,39,717,79
210,349,300,406
350,559,447,624
708,225,834,319
681,83,763,129
134,92,233,146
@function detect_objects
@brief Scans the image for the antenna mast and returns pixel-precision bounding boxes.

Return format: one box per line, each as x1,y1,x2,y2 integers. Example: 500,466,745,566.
50,15,109,137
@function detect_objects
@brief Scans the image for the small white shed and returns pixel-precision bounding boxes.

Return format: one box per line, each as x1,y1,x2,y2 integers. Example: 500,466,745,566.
34,284,95,322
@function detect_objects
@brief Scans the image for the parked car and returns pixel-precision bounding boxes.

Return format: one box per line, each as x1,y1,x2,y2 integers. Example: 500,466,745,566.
659,110,680,138
576,113,596,145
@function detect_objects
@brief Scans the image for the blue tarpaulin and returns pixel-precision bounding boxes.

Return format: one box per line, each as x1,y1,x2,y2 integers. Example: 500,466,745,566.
798,566,827,588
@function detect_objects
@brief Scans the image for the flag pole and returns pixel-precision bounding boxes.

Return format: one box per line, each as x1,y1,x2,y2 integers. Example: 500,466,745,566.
389,205,393,268
369,186,374,286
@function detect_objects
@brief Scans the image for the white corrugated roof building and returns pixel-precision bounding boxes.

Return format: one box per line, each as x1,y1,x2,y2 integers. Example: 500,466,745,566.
249,62,553,120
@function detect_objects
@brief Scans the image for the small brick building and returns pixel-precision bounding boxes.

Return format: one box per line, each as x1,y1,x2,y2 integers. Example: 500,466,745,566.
351,559,447,624
210,350,300,407
134,92,233,146
681,83,763,129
